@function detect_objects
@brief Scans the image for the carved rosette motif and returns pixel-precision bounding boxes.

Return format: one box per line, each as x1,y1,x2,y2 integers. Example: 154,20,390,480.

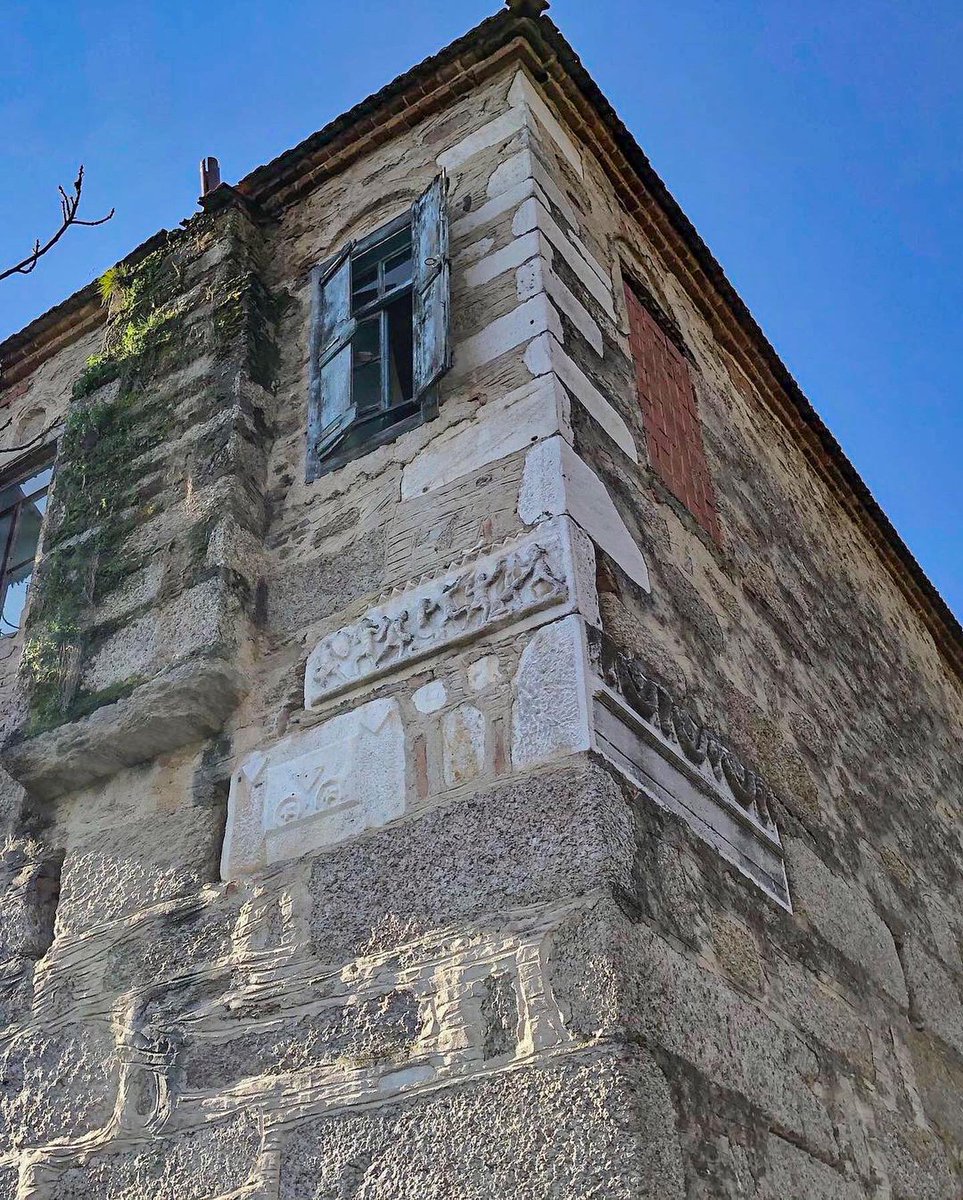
305,524,574,708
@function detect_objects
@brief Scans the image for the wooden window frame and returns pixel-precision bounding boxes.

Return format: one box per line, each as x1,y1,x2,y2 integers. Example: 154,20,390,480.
306,175,451,482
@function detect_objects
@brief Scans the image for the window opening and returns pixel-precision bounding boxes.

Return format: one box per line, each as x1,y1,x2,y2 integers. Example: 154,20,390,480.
0,456,54,636
307,174,450,480
346,224,416,452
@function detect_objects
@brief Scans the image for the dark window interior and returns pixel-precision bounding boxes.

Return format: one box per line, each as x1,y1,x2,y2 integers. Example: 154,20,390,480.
343,224,416,454
0,457,53,636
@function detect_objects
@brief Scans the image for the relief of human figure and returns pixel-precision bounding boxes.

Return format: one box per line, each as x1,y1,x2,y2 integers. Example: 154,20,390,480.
509,540,565,603
441,571,472,630
478,556,512,617
466,559,504,625
414,593,443,640
370,607,415,666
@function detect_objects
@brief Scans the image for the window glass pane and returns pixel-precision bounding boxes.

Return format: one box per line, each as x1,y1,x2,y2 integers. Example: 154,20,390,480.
0,466,52,516
0,481,24,516
383,250,412,292
376,228,411,264
7,499,44,572
351,226,412,313
352,316,380,366
0,564,32,636
351,243,379,281
0,513,13,567
352,263,378,310
385,293,414,407
352,362,382,415
22,466,53,498
352,317,383,415
0,457,52,636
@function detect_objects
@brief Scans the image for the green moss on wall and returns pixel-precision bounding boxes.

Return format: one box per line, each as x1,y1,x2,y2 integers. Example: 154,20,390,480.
211,271,285,390
20,207,279,737
21,245,184,734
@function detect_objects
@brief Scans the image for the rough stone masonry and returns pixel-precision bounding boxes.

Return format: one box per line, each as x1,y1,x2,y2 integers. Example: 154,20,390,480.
0,4,960,1198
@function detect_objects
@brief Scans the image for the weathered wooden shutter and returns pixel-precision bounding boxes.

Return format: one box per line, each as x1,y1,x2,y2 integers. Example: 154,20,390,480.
411,173,451,398
307,246,357,476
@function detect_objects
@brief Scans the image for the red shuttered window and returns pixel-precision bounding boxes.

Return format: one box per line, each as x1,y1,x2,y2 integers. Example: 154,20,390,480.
625,280,721,543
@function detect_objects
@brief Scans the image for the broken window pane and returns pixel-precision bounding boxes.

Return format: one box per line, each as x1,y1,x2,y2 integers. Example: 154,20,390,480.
383,249,413,293
352,263,379,309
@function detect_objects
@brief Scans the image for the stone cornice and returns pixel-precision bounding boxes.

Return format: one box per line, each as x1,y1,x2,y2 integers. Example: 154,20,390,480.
0,230,172,393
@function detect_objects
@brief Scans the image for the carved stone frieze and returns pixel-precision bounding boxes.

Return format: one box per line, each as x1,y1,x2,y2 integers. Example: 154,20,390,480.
594,639,778,836
589,632,790,908
305,518,592,709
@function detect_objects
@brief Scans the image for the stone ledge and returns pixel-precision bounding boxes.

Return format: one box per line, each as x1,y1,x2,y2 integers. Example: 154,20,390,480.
0,657,244,802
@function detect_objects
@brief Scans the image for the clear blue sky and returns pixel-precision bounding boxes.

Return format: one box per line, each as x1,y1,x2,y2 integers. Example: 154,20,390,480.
2,0,961,619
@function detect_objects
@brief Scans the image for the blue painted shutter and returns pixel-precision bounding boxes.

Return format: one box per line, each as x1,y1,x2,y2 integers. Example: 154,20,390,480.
308,246,357,474
412,173,451,398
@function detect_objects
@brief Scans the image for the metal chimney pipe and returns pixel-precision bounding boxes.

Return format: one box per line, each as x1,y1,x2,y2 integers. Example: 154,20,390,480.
200,156,222,197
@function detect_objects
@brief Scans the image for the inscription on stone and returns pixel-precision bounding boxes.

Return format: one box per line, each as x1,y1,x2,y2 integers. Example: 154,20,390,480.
591,637,790,908
305,524,575,709
608,657,777,834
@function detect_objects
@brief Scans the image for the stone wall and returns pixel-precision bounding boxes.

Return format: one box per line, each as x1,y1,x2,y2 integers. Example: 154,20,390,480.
0,40,958,1200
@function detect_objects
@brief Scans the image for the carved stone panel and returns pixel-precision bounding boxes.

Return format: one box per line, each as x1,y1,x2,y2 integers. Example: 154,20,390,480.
591,637,791,909
442,704,487,786
222,698,406,880
305,518,594,710
512,615,593,769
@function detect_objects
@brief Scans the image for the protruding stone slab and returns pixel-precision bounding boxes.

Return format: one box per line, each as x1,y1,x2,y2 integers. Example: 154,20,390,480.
0,659,244,804
590,635,791,910
222,697,406,880
519,437,650,592
305,518,595,710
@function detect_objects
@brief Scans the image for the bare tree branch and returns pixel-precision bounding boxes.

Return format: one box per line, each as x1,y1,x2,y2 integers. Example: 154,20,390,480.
0,166,114,285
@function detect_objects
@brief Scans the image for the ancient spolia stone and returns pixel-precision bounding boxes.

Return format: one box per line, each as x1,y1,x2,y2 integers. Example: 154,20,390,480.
222,697,406,879
305,524,572,708
599,645,777,833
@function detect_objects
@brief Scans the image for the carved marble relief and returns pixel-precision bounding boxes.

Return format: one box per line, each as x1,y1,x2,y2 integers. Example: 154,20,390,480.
512,615,593,769
590,633,791,908
222,698,406,880
305,519,590,710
